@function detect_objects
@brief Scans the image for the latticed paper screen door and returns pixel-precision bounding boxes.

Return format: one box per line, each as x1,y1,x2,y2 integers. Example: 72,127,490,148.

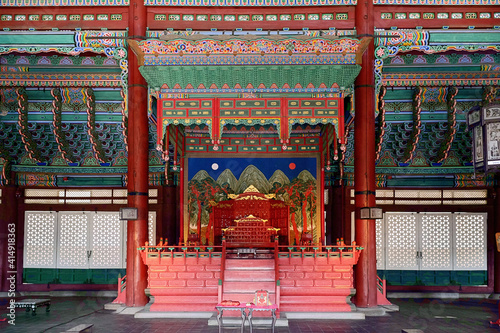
148,211,156,246
375,218,385,270
454,213,487,270
420,213,453,271
24,212,58,269
24,211,156,270
384,212,419,270
90,212,123,269
57,212,90,269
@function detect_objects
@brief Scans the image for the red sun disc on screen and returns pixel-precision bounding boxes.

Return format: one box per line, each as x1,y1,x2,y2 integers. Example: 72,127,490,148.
289,163,296,170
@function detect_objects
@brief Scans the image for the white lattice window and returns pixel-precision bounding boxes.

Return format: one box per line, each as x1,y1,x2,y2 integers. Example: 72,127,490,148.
420,214,452,270
148,211,157,246
23,188,159,204
57,212,90,268
375,218,385,270
366,189,487,206
385,213,418,270
24,212,58,268
454,213,487,270
377,212,487,271
90,212,123,268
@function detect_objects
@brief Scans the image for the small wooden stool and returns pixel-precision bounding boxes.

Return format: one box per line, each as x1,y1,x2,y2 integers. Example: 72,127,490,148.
14,299,51,316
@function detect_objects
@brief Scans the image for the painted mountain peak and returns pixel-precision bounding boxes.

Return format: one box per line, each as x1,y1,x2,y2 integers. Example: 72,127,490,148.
236,165,271,194
216,168,238,192
190,165,314,195
269,169,291,187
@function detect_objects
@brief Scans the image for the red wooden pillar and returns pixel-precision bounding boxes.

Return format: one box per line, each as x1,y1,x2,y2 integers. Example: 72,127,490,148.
494,184,500,294
126,0,149,307
0,185,18,292
353,0,378,308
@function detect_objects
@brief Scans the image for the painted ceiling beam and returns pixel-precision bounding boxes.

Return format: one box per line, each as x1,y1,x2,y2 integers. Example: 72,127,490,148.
0,73,123,88
435,86,458,164
382,72,500,87
51,88,78,164
375,86,387,162
84,88,108,163
401,87,423,164
16,87,42,163
129,36,368,92
140,65,361,93
0,113,124,124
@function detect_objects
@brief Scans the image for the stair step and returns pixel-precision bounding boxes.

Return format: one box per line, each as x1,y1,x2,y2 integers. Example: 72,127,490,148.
223,281,276,293
280,287,353,296
280,303,354,312
150,287,218,296
153,295,218,304
150,303,217,312
224,270,274,281
225,259,274,270
280,295,348,304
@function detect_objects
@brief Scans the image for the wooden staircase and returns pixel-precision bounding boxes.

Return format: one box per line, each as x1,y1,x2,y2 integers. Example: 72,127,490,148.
222,258,276,305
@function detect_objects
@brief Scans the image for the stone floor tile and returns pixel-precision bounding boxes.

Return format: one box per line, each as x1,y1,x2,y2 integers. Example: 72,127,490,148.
1,297,500,333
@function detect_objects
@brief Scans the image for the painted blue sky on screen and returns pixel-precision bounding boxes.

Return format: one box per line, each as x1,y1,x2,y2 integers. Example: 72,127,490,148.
188,157,317,180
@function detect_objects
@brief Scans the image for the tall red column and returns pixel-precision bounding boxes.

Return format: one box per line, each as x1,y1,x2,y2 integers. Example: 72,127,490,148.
0,185,18,292
126,0,149,307
354,0,378,308
494,184,500,294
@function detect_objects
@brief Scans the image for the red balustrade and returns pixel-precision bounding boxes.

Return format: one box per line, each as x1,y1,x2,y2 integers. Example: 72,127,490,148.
139,242,363,313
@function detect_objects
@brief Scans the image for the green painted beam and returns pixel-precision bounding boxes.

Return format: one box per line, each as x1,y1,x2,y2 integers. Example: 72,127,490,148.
0,32,75,46
385,113,466,122
94,90,124,100
383,65,483,73
429,31,500,44
386,177,455,187
57,176,123,186
29,68,121,73
383,87,482,101
22,89,123,102
384,89,414,100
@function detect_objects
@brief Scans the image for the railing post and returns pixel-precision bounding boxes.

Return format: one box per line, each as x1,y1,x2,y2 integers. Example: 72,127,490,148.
220,238,226,301
274,236,280,310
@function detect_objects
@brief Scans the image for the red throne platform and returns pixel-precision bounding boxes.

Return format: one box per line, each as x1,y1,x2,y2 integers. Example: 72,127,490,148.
140,244,362,313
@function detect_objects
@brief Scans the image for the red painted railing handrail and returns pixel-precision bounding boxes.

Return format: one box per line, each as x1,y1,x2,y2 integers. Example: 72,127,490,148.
139,242,224,253
112,274,127,304
138,243,361,255
376,275,386,297
276,244,364,254
118,274,126,294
